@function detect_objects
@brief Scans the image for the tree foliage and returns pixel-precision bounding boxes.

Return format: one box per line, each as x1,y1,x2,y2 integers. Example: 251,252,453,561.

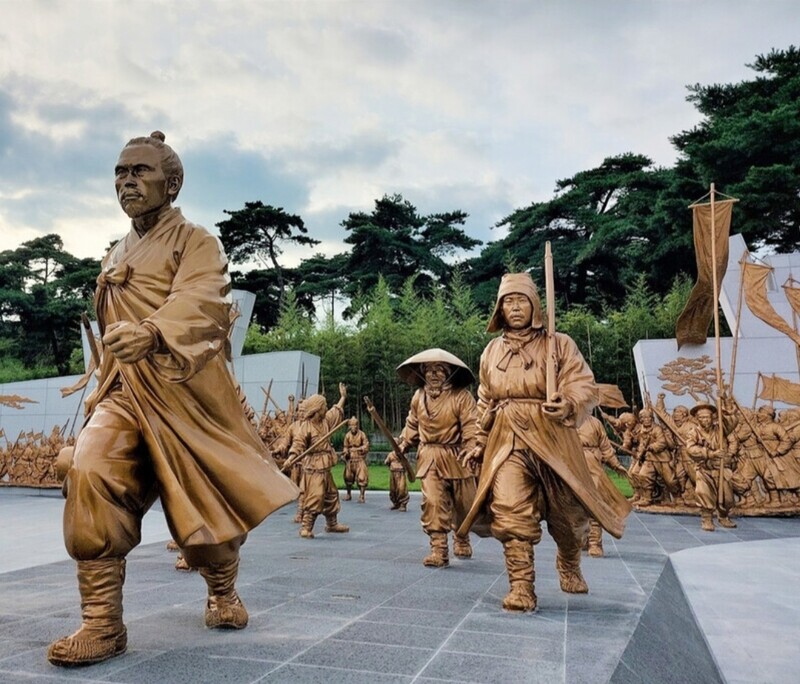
467,154,675,313
217,201,320,309
0,235,99,376
339,194,481,314
671,46,800,251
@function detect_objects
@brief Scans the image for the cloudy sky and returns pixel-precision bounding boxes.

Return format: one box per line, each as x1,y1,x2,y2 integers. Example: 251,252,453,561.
0,0,796,267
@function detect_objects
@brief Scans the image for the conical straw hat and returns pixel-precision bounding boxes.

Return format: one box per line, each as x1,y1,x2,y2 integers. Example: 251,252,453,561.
396,348,475,387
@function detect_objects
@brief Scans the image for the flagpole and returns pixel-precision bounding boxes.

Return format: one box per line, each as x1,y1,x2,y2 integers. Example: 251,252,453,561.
752,372,761,410
790,274,800,378
708,183,727,507
728,250,748,395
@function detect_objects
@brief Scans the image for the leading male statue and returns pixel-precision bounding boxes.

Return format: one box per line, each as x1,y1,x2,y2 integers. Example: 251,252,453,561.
48,132,299,667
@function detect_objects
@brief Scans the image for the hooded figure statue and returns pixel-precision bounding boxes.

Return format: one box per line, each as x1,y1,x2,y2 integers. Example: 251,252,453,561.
459,272,630,612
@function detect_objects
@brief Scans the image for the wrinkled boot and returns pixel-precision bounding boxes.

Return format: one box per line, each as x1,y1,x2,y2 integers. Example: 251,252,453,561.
700,510,715,532
166,539,179,551
556,548,588,594
423,532,449,567
293,503,303,524
502,539,536,612
200,557,248,629
344,486,352,501
452,534,473,559
358,487,366,504
47,558,128,666
587,520,604,558
300,512,317,538
717,511,737,529
325,514,349,533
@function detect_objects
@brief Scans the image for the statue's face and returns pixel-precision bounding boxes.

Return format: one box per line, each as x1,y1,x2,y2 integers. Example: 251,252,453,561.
756,408,772,423
424,363,448,387
114,144,174,218
673,408,688,426
639,410,653,427
349,421,358,433
501,293,533,330
696,409,713,429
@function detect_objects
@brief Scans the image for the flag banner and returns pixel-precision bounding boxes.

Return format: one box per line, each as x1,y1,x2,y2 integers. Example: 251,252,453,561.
759,374,800,406
783,277,800,320
742,262,800,346
597,383,629,409
675,200,735,348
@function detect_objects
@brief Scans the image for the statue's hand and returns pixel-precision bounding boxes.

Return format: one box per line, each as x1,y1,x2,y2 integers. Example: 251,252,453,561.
459,445,483,472
102,321,156,364
339,382,347,399
542,393,573,422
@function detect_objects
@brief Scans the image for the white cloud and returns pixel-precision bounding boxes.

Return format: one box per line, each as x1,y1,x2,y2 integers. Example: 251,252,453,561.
0,0,796,261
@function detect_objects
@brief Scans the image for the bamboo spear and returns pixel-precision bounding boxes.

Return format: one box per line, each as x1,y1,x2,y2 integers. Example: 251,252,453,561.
280,419,347,473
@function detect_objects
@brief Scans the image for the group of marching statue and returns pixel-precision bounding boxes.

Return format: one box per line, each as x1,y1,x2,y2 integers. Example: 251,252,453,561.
41,131,622,669
225,272,631,615
600,398,800,531
0,426,73,487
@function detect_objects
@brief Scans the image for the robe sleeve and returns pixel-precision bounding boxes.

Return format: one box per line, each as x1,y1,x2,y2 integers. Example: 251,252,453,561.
555,333,598,428
456,387,478,451
145,228,232,383
400,391,422,447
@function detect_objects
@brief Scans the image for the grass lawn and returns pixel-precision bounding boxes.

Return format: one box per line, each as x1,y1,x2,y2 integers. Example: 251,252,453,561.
330,462,632,498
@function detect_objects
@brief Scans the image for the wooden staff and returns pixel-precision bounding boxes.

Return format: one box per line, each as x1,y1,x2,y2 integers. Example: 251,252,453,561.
707,184,728,506
260,380,273,420
728,251,748,393
545,241,556,401
280,419,347,473
363,396,416,482
81,313,101,368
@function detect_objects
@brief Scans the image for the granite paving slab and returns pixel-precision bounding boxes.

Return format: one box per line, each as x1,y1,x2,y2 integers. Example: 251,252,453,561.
2,488,800,682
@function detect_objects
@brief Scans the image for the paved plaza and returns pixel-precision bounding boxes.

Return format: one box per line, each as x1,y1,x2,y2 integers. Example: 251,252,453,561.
1,487,799,683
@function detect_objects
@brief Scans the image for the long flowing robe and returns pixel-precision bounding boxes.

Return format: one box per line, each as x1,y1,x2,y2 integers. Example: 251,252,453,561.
461,331,630,539
87,207,299,547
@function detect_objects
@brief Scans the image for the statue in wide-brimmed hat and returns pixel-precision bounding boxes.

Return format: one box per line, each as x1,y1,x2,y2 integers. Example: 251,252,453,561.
459,272,630,612
394,348,478,567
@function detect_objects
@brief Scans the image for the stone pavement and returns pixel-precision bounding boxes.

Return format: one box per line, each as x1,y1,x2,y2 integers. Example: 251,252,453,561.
0,487,798,683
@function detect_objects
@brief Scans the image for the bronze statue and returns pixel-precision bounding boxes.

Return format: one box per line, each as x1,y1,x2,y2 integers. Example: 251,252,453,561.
459,273,630,612
671,405,697,505
634,408,680,506
47,132,299,667
577,415,628,557
395,349,478,567
287,385,349,538
271,399,307,523
385,450,410,511
686,403,737,531
342,417,370,502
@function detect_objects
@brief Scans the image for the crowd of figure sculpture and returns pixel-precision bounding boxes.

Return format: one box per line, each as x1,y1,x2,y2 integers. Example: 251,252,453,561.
600,398,800,528
0,426,72,487
5,130,797,671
